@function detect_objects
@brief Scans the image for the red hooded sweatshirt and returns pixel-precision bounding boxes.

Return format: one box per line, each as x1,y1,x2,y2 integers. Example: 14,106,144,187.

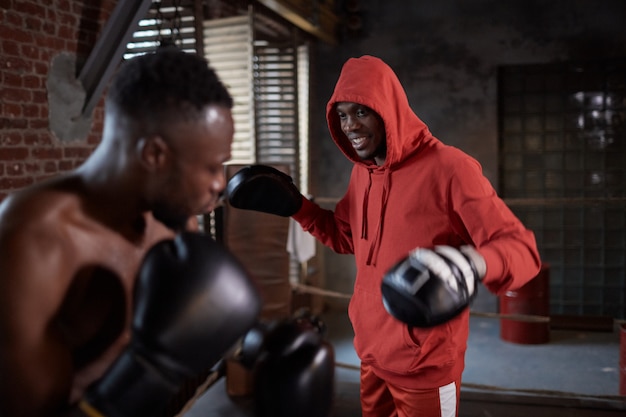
293,55,541,389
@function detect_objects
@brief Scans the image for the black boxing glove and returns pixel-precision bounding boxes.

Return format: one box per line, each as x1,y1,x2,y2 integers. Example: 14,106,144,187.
381,245,486,327
80,232,262,417
226,165,303,217
238,311,335,417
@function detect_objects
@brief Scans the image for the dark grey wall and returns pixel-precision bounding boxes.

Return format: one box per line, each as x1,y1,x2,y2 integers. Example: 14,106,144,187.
308,0,626,311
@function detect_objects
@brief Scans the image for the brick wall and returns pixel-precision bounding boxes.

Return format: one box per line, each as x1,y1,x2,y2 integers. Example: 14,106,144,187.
0,0,118,200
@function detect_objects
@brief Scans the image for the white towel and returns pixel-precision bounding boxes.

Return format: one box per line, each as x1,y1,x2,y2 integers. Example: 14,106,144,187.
287,217,316,263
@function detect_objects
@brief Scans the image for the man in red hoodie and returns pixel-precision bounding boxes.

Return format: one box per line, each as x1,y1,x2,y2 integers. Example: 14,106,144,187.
227,55,541,417
227,56,541,417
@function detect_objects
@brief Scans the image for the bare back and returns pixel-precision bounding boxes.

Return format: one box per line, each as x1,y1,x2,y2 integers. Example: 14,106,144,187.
0,175,174,415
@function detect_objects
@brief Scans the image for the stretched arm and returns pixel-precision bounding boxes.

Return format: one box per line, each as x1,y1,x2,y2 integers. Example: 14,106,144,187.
448,158,541,294
292,197,354,255
224,164,355,254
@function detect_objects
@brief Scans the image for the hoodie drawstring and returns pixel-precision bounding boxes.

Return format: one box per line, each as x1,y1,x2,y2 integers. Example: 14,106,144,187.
360,170,372,240
365,169,391,266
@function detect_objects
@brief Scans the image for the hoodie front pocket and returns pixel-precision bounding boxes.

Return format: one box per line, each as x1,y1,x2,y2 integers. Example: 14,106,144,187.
349,285,426,375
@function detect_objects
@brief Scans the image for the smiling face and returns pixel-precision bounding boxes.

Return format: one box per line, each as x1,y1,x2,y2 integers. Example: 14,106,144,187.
146,104,234,230
335,102,387,166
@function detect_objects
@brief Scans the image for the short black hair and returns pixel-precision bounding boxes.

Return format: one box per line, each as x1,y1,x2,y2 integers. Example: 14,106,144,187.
106,48,233,128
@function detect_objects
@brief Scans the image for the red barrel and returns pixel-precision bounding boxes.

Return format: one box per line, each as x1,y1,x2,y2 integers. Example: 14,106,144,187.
499,264,550,344
619,324,626,395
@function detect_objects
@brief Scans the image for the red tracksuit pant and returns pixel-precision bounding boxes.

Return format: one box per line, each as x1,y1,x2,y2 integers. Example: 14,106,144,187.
360,363,460,417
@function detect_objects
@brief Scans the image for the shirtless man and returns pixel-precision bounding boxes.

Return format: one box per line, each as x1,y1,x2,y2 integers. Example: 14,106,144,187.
0,48,236,416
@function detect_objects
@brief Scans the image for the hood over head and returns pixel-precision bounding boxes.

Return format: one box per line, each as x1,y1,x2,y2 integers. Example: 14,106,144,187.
326,56,434,266
326,55,430,168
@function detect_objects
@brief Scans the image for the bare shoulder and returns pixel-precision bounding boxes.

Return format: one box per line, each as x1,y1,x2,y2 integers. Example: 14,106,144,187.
0,177,88,294
0,176,84,229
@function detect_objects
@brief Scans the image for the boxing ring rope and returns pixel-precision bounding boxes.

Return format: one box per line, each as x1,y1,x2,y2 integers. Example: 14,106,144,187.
292,282,626,325
292,283,556,322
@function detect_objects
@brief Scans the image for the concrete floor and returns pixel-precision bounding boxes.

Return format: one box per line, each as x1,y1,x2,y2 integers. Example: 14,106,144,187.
180,310,625,417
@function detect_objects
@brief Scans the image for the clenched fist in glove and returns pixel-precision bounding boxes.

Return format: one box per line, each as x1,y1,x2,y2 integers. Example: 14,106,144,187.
381,245,486,327
226,165,303,217
79,232,262,417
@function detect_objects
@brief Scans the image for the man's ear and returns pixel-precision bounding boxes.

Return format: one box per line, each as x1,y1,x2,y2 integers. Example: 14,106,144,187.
137,136,169,171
